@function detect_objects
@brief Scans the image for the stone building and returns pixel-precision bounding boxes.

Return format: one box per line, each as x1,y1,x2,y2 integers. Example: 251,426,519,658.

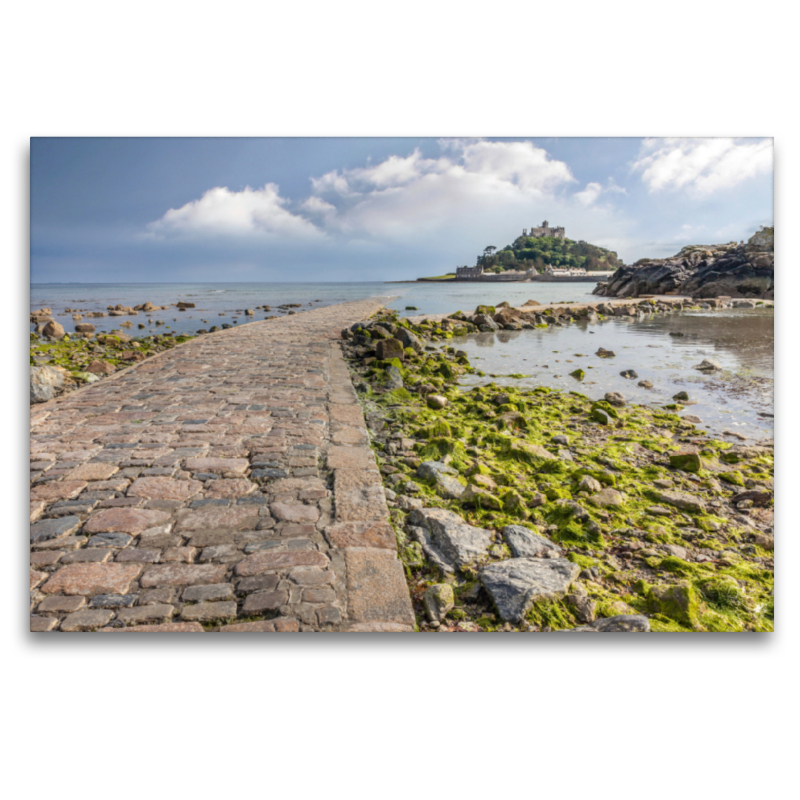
522,220,566,239
456,264,484,278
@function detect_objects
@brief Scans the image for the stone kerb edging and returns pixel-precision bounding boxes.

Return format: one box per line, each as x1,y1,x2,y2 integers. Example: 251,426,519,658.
325,342,416,632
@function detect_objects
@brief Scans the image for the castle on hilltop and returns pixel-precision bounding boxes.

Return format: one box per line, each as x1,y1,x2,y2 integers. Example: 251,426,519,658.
523,220,565,239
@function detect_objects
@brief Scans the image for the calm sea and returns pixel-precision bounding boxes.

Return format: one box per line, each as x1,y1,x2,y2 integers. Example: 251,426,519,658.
30,281,600,336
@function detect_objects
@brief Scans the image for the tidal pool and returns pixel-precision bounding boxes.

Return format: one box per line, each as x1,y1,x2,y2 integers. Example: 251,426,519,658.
456,307,774,442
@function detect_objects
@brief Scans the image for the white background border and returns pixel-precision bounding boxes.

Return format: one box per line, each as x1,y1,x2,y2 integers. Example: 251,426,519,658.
4,2,795,797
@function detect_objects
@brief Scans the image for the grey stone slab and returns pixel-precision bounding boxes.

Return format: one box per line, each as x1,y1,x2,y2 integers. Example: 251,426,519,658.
503,525,562,559
407,507,493,570
87,533,134,548
480,558,581,623
30,516,82,543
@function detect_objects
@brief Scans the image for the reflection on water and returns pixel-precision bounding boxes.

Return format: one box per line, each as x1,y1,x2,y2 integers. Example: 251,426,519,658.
457,308,774,441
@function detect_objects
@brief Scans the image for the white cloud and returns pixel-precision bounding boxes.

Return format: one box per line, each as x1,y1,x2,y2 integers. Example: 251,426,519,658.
633,137,772,195
144,140,621,250
303,140,578,241
575,182,603,206
146,183,322,239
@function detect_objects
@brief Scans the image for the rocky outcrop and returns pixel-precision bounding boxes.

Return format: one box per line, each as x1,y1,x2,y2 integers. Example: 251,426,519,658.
594,228,773,299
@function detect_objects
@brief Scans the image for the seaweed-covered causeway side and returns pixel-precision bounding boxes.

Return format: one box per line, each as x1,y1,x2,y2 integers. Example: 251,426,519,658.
342,301,774,633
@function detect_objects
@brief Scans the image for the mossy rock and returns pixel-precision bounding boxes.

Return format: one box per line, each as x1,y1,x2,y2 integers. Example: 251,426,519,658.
419,419,452,439
502,439,560,467
500,489,528,517
590,400,619,419
569,368,585,381
669,451,704,473
720,471,745,486
647,581,701,628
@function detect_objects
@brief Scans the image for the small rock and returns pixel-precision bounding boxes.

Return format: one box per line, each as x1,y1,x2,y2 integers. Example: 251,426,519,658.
620,369,638,379
604,392,626,407
638,380,654,389
655,490,707,514
426,394,448,410
565,594,597,624
577,475,602,493
30,366,65,404
693,358,722,371
384,365,404,389
42,320,66,339
669,450,704,473
424,584,455,623
588,487,626,508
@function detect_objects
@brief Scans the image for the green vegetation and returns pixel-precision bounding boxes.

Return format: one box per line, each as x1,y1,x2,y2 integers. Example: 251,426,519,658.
477,235,623,274
344,306,774,634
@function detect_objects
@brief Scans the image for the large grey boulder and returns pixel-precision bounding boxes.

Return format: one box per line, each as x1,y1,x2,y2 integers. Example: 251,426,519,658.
396,327,424,353
480,558,580,622
502,525,562,558
407,507,493,571
30,365,65,404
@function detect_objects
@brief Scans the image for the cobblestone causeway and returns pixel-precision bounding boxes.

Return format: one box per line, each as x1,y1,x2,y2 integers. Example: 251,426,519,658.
30,299,415,633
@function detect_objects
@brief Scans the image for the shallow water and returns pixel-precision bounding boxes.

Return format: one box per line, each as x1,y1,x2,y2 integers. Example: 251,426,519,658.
456,307,774,442
30,281,600,336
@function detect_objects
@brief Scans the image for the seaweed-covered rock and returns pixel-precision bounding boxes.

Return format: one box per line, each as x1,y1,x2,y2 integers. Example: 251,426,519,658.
407,507,493,571
480,558,580,623
588,487,626,508
460,484,502,510
384,365,404,389
376,338,405,361
647,582,700,628
669,450,704,473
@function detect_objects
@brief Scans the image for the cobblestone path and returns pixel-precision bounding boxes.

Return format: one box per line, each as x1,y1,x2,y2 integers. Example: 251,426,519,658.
30,299,415,633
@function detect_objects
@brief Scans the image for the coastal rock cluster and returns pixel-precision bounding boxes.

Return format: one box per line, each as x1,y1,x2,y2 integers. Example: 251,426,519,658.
593,228,774,300
341,304,774,633
30,331,194,404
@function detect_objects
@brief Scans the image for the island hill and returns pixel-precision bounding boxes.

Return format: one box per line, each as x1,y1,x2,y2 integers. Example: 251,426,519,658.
418,221,624,283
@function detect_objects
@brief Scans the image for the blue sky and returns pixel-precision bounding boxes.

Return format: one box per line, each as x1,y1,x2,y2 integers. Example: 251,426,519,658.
30,137,773,283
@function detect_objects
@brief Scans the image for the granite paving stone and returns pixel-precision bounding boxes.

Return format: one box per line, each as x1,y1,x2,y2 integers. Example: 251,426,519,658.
30,299,414,633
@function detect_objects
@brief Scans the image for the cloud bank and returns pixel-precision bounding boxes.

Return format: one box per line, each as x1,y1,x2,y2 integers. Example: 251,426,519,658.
147,140,584,244
633,137,772,196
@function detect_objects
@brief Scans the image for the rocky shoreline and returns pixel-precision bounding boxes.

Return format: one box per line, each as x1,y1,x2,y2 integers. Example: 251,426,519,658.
593,228,774,300
29,299,313,404
340,300,774,633
30,330,196,404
